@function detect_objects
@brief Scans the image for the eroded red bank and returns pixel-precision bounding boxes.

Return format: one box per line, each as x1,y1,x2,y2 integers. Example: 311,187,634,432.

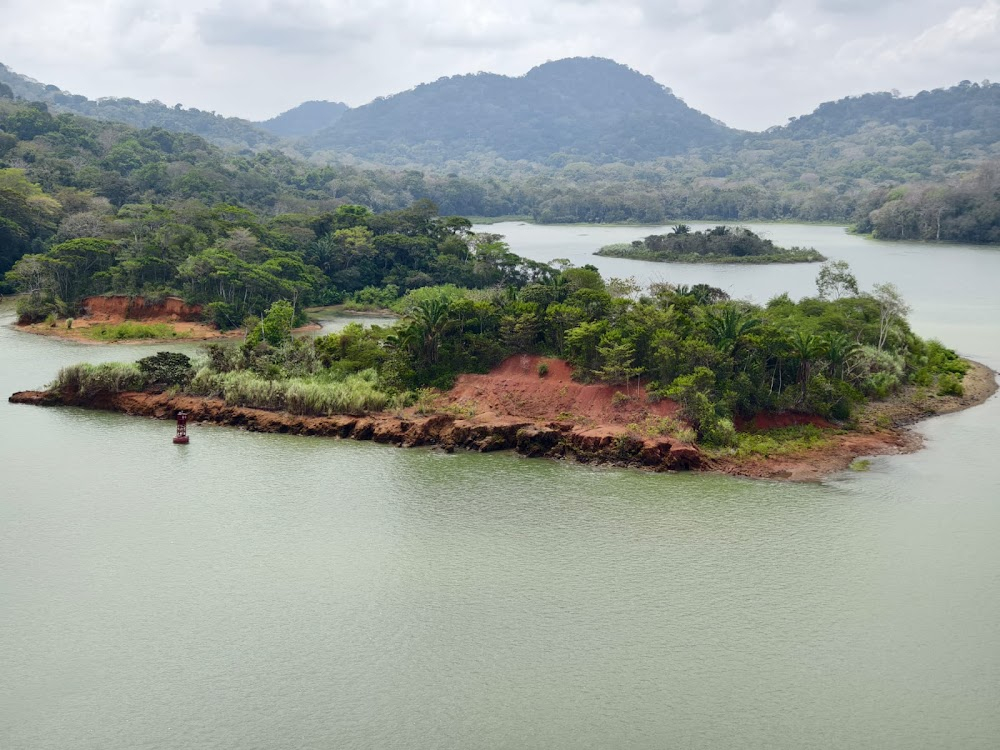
9,355,996,482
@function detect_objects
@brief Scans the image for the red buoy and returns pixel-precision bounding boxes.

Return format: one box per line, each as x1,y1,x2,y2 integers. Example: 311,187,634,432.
173,411,190,444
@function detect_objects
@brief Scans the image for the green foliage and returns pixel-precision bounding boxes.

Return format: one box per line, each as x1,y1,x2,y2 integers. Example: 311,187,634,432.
53,362,147,396
596,227,826,264
85,322,183,341
137,352,193,386
188,368,389,415
937,373,964,397
730,425,829,458
537,362,549,377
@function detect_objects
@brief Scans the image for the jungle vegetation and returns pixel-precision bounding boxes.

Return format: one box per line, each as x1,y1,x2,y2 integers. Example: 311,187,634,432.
3,63,999,244
596,225,826,264
49,261,969,446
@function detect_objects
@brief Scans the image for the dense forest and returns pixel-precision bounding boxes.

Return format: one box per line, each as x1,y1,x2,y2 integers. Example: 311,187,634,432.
3,59,1000,242
257,101,349,138
596,225,825,264
301,58,736,164
49,261,969,446
0,64,276,151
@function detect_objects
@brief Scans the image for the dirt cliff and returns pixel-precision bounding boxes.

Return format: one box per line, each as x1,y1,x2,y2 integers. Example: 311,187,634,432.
7,389,704,472
81,295,204,322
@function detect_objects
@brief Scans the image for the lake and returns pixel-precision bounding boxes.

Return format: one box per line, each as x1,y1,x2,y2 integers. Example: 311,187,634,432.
2,223,998,749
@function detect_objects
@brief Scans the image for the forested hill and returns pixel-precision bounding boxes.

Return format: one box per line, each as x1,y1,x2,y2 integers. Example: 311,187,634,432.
770,81,1000,143
257,101,350,138
0,63,276,151
300,57,738,165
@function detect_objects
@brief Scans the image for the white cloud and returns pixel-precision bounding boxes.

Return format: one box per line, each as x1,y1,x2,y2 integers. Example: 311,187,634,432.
0,0,996,130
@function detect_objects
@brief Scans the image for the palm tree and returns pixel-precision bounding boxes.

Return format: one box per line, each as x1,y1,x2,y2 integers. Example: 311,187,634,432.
408,296,453,365
787,330,824,402
705,305,761,356
820,331,858,380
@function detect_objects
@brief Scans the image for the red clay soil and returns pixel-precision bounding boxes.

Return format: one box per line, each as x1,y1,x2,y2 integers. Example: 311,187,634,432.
737,412,835,430
81,295,203,322
16,295,238,343
9,356,997,482
444,355,680,426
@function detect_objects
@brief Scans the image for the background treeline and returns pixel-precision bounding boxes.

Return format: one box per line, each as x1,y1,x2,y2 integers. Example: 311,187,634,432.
853,162,1000,243
3,85,1000,304
5,190,550,329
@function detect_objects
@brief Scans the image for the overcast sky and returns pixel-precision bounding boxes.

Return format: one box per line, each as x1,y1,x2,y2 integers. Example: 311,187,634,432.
1,0,997,131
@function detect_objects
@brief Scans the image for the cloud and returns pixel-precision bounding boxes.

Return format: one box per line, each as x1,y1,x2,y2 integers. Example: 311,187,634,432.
0,0,996,130
196,0,378,52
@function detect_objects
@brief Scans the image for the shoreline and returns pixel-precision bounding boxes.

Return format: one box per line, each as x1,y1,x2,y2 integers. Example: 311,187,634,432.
9,361,996,482
7,320,321,346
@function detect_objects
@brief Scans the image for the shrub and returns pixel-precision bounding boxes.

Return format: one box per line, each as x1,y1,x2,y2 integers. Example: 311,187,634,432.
15,294,59,324
937,373,964,397
53,362,147,396
85,322,183,341
537,362,549,377
219,371,287,410
137,352,193,386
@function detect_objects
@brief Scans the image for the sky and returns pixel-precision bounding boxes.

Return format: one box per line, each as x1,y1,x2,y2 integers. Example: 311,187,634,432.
0,0,997,131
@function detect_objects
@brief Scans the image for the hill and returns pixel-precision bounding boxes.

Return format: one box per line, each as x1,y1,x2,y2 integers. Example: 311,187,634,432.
0,62,277,151
301,57,738,165
257,100,350,137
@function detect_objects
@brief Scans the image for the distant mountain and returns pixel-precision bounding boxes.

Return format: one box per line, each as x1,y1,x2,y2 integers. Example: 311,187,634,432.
772,80,1000,143
301,57,739,165
257,100,349,137
0,62,277,151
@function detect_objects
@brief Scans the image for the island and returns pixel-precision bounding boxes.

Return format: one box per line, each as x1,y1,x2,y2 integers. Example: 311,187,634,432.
596,225,826,264
8,240,996,480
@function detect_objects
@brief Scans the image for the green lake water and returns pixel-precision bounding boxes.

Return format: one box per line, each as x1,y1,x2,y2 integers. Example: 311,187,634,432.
2,223,999,749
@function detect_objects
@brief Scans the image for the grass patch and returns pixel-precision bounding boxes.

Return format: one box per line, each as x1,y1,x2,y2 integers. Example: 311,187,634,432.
849,459,872,472
726,424,831,458
189,367,389,415
85,322,187,341
53,362,147,396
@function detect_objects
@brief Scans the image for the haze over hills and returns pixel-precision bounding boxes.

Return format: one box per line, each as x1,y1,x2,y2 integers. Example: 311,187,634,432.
300,57,738,165
0,62,277,151
3,56,999,175
257,101,350,138
2,54,999,233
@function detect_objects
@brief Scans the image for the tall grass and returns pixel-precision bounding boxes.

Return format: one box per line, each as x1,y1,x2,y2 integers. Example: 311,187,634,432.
85,322,186,341
53,362,147,396
187,367,389,415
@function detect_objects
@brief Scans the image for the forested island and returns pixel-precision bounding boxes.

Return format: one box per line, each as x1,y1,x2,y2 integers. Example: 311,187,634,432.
596,225,826,264
9,225,993,478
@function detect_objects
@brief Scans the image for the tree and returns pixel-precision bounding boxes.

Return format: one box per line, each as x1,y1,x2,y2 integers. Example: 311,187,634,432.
596,337,641,393
787,330,824,402
259,300,295,347
704,305,760,356
870,282,911,352
816,260,859,300
137,352,193,386
407,295,453,365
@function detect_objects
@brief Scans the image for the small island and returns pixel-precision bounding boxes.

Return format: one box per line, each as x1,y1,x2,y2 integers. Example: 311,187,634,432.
8,223,995,480
596,225,826,264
